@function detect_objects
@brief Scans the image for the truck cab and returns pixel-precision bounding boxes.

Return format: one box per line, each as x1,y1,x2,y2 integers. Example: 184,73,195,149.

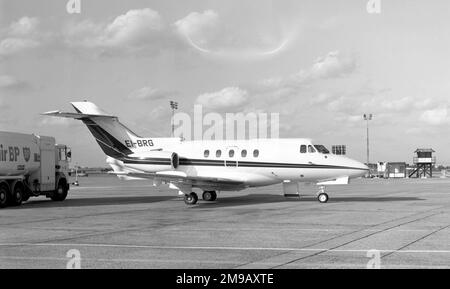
56,144,71,174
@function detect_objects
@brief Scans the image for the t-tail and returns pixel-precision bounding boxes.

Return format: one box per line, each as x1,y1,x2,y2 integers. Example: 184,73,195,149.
43,101,153,159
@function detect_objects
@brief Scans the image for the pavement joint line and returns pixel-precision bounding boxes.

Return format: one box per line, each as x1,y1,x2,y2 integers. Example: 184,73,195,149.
0,226,438,232
0,256,448,269
1,243,450,254
1,218,206,247
0,206,177,226
0,256,240,264
267,211,443,269
3,179,450,268
381,223,450,259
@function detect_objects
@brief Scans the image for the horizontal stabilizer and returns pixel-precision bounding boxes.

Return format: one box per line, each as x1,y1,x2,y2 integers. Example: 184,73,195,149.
41,111,116,119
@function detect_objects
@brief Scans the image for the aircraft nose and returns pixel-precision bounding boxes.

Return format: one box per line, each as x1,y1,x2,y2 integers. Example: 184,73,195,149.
355,161,369,177
347,158,369,178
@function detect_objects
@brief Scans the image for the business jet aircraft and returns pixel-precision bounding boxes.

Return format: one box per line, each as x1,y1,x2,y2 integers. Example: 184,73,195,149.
43,102,368,205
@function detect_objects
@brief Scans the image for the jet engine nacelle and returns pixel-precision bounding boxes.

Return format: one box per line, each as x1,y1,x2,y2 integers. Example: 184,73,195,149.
123,151,179,173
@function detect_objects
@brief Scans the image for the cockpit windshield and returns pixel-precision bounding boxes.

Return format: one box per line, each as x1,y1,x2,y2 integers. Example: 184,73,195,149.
314,145,330,154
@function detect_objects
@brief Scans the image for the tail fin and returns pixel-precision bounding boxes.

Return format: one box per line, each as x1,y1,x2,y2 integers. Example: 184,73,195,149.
43,101,147,159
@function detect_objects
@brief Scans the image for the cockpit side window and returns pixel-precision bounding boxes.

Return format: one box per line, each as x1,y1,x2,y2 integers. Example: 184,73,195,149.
300,145,307,153
314,145,330,154
308,145,316,153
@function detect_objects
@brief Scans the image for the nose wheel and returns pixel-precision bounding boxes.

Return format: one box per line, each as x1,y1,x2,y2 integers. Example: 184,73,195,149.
318,193,329,203
317,186,329,203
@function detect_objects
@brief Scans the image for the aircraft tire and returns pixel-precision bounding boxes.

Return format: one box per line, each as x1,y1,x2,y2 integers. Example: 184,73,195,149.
184,192,198,205
318,193,329,203
202,191,217,201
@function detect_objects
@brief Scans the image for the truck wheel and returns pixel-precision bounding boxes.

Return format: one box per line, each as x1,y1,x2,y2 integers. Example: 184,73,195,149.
0,185,8,208
22,192,30,202
10,185,24,206
51,181,68,201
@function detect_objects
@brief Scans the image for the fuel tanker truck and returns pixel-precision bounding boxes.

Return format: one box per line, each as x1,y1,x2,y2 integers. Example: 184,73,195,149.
0,131,71,208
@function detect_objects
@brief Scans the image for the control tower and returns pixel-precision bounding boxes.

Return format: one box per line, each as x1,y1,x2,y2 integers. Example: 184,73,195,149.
408,148,436,178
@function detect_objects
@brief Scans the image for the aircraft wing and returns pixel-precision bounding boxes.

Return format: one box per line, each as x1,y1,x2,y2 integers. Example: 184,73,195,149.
111,171,245,190
317,176,349,185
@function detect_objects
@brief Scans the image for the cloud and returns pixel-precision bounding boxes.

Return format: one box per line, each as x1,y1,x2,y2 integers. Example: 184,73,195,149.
0,16,41,56
306,80,450,130
38,117,73,127
0,38,39,56
309,51,356,79
102,8,164,47
420,107,449,125
196,87,249,110
260,51,356,90
0,10,182,59
127,86,176,101
0,98,9,109
188,51,356,117
0,74,28,90
174,10,219,48
64,8,177,56
148,105,171,120
8,17,39,36
379,97,414,112
0,75,20,88
309,92,335,105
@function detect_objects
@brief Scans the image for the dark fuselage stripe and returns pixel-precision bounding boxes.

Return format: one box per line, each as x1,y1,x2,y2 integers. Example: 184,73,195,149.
121,157,366,171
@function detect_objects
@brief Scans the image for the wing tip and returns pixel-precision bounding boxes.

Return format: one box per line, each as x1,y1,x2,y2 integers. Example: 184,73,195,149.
41,110,61,116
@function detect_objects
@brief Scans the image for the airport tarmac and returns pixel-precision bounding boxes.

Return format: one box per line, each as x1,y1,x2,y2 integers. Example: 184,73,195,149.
0,175,449,269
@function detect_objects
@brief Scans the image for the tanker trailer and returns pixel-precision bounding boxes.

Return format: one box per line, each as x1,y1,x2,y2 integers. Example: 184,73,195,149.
0,131,71,208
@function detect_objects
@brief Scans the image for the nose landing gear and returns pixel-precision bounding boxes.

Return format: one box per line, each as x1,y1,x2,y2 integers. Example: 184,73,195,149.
317,186,329,203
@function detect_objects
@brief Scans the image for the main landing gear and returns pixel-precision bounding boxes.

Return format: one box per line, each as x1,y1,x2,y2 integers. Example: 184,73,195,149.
317,186,329,203
184,192,198,205
202,191,217,202
183,191,217,205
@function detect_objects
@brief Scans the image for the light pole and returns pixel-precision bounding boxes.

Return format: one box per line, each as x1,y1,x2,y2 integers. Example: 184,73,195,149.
170,101,178,137
363,114,373,166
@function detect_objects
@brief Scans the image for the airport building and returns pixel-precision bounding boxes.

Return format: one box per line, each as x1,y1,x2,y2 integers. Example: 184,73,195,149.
365,148,442,179
386,162,407,178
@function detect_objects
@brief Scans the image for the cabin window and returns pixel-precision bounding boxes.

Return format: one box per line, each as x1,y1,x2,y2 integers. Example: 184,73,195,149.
241,150,247,157
308,145,316,153
204,150,210,158
253,149,259,157
216,150,222,157
300,145,307,153
229,150,235,158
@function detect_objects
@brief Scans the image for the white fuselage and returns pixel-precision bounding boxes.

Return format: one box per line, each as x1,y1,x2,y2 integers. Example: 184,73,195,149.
119,138,368,190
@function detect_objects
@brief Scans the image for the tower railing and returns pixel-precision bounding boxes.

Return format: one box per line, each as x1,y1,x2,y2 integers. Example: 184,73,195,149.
413,157,436,164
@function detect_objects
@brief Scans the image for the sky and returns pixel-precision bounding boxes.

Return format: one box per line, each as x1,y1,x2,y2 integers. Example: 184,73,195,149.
1,0,450,167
